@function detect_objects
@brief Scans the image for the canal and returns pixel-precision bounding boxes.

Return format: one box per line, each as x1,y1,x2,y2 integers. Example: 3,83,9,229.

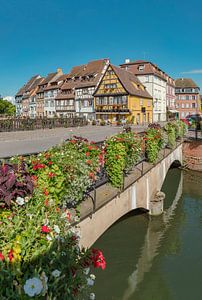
92,168,202,300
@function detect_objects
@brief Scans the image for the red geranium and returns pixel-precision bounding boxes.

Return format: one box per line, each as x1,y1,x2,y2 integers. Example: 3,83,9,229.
0,252,5,261
91,248,106,270
43,189,49,196
85,152,90,157
48,172,55,178
41,225,51,233
8,249,13,262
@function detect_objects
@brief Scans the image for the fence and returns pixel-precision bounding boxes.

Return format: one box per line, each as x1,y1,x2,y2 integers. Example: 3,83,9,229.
0,117,87,132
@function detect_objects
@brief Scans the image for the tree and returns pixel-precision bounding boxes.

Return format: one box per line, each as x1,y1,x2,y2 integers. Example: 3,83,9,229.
0,98,16,116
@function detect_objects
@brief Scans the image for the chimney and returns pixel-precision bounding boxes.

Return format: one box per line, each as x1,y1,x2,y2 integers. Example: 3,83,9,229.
57,68,63,74
125,58,130,64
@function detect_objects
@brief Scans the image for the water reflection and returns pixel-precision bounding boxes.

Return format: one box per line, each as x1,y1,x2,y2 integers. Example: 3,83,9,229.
93,168,186,300
122,170,183,300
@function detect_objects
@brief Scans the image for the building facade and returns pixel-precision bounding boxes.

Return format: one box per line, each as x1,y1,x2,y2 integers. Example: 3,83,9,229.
166,75,176,111
94,64,153,124
55,79,77,117
175,78,201,119
15,75,41,117
120,60,168,122
74,59,109,120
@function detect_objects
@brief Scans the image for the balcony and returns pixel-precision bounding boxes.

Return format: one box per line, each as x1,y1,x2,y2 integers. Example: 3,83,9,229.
95,108,130,114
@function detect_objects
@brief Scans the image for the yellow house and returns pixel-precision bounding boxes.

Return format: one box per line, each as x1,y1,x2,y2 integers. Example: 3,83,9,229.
94,64,153,124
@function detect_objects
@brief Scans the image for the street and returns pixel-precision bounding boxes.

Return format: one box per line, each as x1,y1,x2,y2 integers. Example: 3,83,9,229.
0,125,146,158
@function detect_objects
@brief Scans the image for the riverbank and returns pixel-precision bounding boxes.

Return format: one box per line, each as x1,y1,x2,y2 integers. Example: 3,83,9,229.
183,140,202,171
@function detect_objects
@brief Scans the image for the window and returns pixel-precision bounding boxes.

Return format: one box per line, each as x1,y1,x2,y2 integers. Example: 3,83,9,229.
181,112,185,118
186,96,189,100
148,100,151,106
192,95,196,100
108,70,114,75
192,103,196,108
104,83,117,89
138,65,145,71
181,103,184,108
109,97,113,105
145,75,149,82
140,99,143,106
104,97,108,105
186,103,189,108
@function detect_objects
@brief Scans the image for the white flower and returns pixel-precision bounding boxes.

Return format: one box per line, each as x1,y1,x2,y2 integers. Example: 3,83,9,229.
54,225,60,234
87,278,94,286
46,235,52,241
89,293,96,300
23,277,43,297
16,197,25,206
52,269,61,278
90,274,96,280
26,213,33,219
83,267,90,275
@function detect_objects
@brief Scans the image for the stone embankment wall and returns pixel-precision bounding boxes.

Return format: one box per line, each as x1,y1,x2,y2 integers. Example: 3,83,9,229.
183,140,202,171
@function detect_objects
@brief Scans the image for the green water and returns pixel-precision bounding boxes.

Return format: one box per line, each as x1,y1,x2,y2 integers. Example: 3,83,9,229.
92,169,202,300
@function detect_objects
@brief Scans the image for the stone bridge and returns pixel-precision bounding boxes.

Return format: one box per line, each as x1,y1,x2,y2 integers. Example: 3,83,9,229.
78,142,183,248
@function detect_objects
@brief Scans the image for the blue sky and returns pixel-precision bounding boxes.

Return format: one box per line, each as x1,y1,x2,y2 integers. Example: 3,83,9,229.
0,0,202,96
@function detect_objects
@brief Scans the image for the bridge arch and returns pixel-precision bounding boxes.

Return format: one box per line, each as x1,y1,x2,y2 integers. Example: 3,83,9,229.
79,144,183,248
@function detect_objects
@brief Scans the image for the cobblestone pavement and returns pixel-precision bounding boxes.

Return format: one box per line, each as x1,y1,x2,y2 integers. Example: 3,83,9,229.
0,125,146,158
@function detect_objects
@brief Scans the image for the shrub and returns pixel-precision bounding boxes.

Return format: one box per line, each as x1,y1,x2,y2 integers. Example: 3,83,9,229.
145,127,163,163
0,162,34,208
164,122,176,148
26,137,103,208
104,133,142,188
0,138,106,299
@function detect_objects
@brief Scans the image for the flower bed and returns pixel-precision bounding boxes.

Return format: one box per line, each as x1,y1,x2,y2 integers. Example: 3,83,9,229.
104,132,142,188
0,137,105,299
0,121,186,298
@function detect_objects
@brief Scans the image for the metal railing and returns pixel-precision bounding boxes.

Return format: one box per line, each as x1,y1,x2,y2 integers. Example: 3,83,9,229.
78,139,183,223
0,117,87,132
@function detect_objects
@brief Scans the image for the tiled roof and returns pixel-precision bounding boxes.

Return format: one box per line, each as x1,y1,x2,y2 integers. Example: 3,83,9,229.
38,72,58,86
27,77,44,92
60,80,80,90
175,78,199,89
103,64,153,99
15,75,40,96
120,60,167,81
64,59,109,89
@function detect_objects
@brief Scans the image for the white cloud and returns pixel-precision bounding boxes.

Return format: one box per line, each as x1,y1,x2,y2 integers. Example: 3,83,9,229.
181,69,202,74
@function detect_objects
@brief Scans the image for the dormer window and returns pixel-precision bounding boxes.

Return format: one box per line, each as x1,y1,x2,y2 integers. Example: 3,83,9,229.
138,65,145,71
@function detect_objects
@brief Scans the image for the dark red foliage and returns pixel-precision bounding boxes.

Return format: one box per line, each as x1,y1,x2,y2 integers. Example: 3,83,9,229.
0,162,34,207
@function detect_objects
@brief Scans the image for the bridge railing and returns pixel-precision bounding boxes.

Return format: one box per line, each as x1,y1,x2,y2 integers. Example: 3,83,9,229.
0,117,87,132
78,139,183,223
